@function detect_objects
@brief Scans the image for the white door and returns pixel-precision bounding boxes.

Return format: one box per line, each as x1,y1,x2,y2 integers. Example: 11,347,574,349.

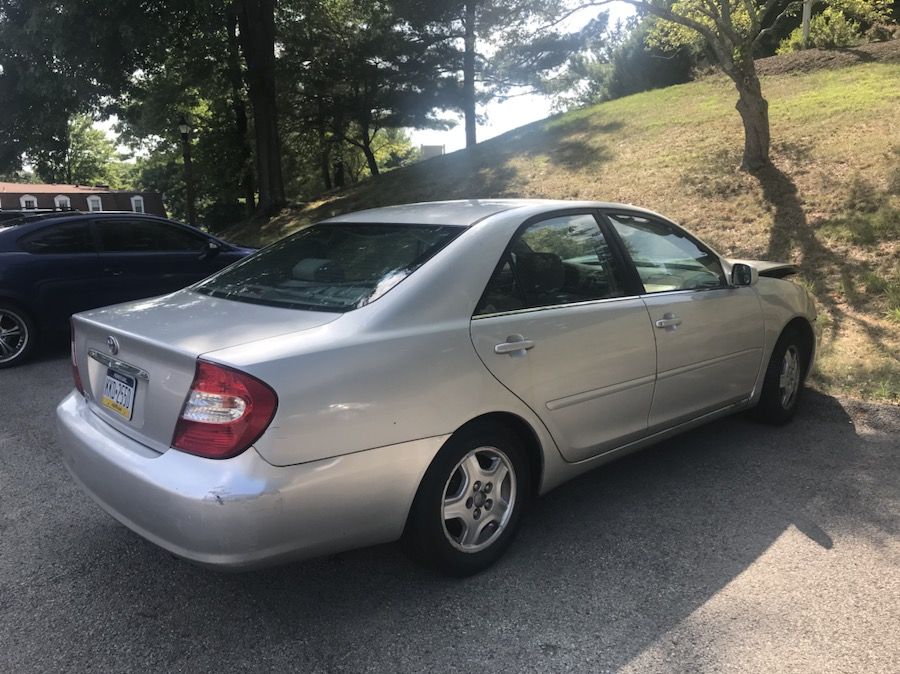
604,212,764,428
470,211,656,462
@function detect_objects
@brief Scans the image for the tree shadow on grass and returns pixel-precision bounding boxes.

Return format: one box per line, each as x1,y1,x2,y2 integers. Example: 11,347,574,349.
753,163,893,353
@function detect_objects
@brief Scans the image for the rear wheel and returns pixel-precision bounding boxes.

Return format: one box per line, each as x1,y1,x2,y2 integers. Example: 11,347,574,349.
0,304,35,368
404,425,531,576
753,327,808,425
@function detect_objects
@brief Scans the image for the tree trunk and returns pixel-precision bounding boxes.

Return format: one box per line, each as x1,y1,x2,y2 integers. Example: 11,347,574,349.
732,58,770,171
463,1,477,148
333,157,345,188
235,0,285,215
225,7,256,214
317,101,332,190
362,133,379,177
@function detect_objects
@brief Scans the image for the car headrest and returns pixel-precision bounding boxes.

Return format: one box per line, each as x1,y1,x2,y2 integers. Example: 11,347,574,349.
517,252,565,294
292,258,344,282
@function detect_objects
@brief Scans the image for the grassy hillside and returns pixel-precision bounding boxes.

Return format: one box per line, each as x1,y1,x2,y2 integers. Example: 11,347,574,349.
231,46,900,402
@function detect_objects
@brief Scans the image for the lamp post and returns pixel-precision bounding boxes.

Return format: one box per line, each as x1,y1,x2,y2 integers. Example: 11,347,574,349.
178,115,198,227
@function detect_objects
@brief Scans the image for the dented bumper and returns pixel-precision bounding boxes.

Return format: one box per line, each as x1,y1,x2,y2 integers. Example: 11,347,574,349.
57,391,445,569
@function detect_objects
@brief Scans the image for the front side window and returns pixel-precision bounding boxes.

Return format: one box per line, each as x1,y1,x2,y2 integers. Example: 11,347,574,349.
194,223,462,312
475,213,627,315
19,221,95,254
96,220,207,252
606,213,725,293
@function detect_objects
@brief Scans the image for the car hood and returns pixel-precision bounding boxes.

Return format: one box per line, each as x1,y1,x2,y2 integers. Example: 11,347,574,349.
728,258,800,279
76,288,341,356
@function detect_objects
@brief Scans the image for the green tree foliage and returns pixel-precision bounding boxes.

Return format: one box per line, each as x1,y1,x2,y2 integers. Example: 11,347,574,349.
0,0,644,227
777,6,862,52
541,15,697,109
27,115,123,186
396,0,604,147
280,0,455,181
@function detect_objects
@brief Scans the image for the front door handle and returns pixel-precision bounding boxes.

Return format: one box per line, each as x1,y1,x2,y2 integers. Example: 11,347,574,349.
655,313,682,329
494,335,535,356
103,266,125,277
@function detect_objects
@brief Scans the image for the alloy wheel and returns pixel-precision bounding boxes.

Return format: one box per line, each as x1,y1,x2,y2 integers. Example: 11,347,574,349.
779,344,801,410
441,447,517,553
0,308,28,364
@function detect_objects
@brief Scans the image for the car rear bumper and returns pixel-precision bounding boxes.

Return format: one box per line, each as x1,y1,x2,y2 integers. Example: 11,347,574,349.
57,391,446,570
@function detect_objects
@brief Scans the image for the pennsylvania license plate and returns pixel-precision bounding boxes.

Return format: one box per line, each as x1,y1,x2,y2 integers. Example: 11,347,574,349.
101,369,136,420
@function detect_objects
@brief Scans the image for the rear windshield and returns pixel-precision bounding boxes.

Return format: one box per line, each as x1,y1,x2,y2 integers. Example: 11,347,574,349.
194,222,462,312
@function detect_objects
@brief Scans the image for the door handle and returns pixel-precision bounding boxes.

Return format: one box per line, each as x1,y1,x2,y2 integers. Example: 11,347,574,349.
494,335,535,355
103,267,124,277
655,313,682,329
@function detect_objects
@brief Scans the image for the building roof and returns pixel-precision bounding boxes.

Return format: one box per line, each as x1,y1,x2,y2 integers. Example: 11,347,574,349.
0,182,148,194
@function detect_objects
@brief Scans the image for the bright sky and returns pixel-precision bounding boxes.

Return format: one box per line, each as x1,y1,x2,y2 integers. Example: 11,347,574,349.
410,2,633,153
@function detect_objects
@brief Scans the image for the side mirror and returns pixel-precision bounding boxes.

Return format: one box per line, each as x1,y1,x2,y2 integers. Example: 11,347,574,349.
731,263,758,287
199,240,221,260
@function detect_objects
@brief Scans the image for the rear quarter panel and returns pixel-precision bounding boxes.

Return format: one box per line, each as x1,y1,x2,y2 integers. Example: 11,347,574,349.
205,207,569,484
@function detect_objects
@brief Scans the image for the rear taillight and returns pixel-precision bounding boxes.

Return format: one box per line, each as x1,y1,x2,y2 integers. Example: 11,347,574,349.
70,322,84,396
172,360,278,460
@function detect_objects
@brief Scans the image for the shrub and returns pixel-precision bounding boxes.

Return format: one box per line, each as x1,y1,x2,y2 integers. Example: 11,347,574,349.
864,23,898,42
777,8,862,53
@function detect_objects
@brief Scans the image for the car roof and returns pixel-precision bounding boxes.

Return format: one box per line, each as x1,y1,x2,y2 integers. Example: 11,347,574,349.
322,199,668,227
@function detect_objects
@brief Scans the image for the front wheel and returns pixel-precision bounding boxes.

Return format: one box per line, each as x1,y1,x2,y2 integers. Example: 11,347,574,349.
753,327,808,425
404,425,531,576
0,304,36,368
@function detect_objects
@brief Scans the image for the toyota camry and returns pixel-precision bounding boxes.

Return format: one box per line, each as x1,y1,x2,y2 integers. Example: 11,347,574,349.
57,200,817,576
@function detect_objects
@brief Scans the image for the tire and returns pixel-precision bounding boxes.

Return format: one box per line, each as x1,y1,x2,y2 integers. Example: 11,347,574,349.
753,327,808,425
0,303,36,369
404,424,531,577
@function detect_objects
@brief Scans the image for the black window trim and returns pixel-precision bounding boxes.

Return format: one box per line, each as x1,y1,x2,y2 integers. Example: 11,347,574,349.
472,207,645,319
16,218,100,255
598,209,729,296
92,216,211,254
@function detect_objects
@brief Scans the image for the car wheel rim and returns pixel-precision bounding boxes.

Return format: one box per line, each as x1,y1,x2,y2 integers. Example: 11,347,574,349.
441,447,517,553
0,309,28,364
779,345,800,410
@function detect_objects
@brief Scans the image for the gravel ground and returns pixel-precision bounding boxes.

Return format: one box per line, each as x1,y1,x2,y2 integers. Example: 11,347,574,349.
1,354,898,673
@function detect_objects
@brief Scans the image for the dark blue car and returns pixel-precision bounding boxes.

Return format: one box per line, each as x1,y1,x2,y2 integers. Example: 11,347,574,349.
0,211,254,367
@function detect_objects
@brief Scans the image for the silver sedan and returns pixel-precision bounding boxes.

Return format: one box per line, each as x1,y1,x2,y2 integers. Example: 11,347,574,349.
57,200,817,575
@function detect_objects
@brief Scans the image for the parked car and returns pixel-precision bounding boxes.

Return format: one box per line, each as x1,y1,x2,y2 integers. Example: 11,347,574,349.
58,200,817,576
0,208,66,222
0,211,254,367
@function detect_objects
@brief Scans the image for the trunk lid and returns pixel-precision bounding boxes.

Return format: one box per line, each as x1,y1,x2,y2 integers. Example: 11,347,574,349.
72,289,340,453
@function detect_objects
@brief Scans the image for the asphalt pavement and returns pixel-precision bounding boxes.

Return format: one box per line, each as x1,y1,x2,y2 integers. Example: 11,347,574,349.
1,353,898,673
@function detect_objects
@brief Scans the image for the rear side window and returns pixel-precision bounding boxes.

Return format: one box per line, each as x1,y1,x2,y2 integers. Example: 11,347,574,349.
96,219,207,252
194,223,462,312
475,213,628,315
18,221,95,254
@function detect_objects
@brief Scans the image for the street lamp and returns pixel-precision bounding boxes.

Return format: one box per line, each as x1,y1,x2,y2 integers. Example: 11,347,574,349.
178,115,198,227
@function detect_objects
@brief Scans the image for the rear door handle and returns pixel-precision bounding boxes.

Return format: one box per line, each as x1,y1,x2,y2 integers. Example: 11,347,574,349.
655,313,682,329
103,266,125,277
494,335,535,356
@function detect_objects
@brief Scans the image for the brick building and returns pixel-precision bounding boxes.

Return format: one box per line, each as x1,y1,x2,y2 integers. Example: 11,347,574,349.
0,183,166,216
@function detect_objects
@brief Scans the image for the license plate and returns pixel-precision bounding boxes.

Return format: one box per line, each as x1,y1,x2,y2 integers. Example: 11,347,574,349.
101,369,136,420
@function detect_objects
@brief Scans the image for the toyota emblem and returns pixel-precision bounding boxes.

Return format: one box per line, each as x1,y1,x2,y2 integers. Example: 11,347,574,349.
107,336,120,355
